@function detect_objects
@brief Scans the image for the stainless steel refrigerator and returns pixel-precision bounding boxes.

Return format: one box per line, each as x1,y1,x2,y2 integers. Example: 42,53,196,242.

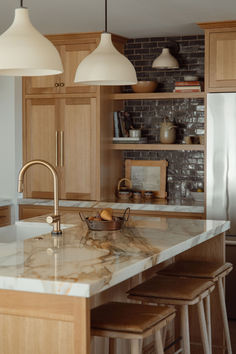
207,93,236,318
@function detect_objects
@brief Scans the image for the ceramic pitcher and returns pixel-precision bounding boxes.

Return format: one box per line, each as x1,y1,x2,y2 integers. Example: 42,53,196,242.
160,118,177,144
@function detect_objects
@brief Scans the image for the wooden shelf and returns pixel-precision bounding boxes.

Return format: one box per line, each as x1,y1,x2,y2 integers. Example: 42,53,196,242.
111,144,205,151
110,92,205,100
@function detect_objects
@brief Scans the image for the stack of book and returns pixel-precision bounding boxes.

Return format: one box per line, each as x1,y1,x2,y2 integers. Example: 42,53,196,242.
173,81,202,93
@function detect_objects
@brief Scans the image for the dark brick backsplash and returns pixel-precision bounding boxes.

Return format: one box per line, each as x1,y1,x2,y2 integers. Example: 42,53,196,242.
121,34,205,199
123,150,204,199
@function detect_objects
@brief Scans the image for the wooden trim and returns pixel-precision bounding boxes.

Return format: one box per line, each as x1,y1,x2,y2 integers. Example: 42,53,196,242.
111,144,205,151
198,20,236,30
110,92,205,100
24,93,98,99
45,32,127,45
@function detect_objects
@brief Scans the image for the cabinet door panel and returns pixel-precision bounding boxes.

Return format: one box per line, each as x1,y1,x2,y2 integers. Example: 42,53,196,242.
24,47,63,94
24,99,60,198
60,98,97,200
209,32,236,89
62,43,97,94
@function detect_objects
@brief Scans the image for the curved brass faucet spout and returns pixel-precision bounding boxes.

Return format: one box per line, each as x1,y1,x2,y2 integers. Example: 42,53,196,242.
18,160,62,235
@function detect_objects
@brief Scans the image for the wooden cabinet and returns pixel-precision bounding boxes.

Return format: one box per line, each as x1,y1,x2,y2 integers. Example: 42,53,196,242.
0,206,11,227
24,97,97,200
24,35,100,95
22,32,126,201
198,21,236,92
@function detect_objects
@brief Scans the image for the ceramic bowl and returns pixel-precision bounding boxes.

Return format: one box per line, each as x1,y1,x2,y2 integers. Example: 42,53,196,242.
132,81,158,93
190,192,204,202
184,75,199,81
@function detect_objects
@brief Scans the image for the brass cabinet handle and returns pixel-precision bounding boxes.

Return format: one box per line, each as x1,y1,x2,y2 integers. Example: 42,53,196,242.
60,131,64,167
55,131,59,166
55,83,59,87
60,82,65,87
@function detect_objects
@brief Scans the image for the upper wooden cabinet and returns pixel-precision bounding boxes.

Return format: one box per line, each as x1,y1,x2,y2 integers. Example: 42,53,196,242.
23,33,102,95
199,21,236,92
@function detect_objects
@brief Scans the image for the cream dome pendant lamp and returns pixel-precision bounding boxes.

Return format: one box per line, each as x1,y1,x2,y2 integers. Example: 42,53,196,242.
74,0,137,85
152,48,179,69
0,0,63,76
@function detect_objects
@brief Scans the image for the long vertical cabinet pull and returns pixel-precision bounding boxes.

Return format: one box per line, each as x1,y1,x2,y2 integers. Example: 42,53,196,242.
60,131,64,167
55,131,59,166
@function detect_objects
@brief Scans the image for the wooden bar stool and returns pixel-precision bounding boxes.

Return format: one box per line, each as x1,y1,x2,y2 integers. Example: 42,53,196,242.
127,274,215,354
91,301,176,354
160,261,233,354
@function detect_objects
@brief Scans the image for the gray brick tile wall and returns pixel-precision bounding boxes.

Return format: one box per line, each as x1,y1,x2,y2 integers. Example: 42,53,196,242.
121,35,205,199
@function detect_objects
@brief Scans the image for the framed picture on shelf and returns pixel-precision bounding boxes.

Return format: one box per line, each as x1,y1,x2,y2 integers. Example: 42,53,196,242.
125,160,168,199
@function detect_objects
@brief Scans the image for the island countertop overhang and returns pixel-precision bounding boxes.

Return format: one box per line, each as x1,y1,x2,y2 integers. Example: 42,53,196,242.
0,217,230,298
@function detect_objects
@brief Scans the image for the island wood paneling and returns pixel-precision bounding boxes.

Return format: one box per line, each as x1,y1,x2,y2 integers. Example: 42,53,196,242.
0,291,89,354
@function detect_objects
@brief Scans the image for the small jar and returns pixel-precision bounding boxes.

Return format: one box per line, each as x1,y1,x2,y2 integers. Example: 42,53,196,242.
143,191,154,199
132,191,142,201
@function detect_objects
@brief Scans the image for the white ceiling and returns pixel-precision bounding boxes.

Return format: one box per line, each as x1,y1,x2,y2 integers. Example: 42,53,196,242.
1,0,236,39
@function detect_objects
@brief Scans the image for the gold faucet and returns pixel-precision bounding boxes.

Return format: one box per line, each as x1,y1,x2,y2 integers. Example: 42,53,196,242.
18,160,62,236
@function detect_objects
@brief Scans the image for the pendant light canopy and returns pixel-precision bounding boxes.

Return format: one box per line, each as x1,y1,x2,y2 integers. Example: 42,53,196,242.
152,48,179,69
74,0,137,85
0,1,63,76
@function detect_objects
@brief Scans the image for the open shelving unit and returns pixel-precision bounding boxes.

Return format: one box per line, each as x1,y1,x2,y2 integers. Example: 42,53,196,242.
111,144,205,151
110,92,205,100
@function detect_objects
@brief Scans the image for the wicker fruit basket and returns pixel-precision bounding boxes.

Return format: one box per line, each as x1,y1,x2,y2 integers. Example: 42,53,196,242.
79,208,130,231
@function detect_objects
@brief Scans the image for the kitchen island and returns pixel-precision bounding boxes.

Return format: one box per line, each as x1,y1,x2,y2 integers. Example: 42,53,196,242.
0,215,229,354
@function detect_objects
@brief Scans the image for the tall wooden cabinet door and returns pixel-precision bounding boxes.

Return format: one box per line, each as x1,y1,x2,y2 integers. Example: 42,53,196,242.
60,43,98,94
23,47,63,94
59,98,98,200
209,31,236,90
24,99,60,198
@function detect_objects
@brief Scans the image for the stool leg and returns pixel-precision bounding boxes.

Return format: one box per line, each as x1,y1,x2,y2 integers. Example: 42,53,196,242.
131,339,139,354
204,295,212,354
180,305,191,354
197,300,210,354
109,338,116,354
218,278,232,354
154,330,164,354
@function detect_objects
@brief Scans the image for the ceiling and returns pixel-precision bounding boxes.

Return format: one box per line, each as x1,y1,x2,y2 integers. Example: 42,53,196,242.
1,0,236,39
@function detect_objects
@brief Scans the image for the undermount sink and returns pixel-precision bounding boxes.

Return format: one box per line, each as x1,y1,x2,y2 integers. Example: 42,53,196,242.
0,221,69,243
0,222,71,267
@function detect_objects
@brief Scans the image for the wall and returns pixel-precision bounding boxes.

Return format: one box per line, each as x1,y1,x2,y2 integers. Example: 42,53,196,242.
123,35,205,198
0,77,22,220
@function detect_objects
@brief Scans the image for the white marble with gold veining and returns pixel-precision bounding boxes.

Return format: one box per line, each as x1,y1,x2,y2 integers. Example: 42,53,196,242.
17,198,204,213
0,216,229,298
0,199,13,207
17,198,97,208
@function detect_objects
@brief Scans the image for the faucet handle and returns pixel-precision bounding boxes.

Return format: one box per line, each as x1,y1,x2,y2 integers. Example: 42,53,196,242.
46,215,60,225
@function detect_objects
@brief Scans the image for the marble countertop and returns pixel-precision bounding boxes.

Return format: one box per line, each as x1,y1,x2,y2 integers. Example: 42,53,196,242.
0,215,229,298
0,199,13,207
17,197,204,214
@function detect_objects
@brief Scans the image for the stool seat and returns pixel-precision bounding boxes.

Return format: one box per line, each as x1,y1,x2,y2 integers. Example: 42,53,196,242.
128,274,214,302
160,261,233,280
91,301,175,334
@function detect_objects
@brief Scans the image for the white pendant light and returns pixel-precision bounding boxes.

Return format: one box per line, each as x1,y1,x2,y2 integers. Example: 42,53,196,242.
0,1,63,76
74,0,137,86
152,48,179,69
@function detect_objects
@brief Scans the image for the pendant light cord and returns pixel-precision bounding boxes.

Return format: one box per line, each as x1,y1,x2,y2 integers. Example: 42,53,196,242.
20,0,24,7
105,0,107,32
